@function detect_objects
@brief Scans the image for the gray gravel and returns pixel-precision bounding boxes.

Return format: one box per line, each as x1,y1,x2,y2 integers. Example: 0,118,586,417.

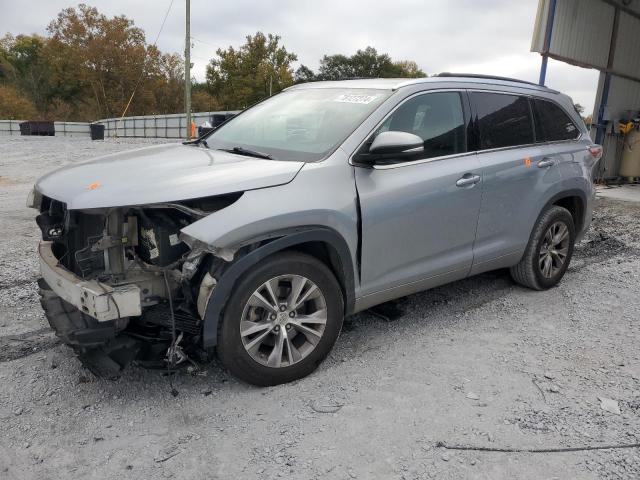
1,136,640,479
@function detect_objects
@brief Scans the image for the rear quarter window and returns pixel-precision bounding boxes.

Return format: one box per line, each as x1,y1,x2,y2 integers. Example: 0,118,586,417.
532,98,580,142
470,92,534,150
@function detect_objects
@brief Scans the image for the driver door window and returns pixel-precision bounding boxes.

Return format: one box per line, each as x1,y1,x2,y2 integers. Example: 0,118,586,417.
369,91,466,160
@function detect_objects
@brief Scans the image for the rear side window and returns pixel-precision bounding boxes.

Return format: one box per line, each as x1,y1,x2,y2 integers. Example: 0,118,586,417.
470,92,534,150
532,98,580,142
373,91,466,159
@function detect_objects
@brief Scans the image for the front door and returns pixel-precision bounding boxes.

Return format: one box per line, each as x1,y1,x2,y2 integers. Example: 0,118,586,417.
354,91,482,303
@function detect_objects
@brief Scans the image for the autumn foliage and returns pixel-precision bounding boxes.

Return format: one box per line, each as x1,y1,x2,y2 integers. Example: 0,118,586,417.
0,4,204,121
1,4,427,121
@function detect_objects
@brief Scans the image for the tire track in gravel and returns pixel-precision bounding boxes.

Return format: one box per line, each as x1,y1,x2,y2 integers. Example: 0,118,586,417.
0,328,60,363
0,278,38,290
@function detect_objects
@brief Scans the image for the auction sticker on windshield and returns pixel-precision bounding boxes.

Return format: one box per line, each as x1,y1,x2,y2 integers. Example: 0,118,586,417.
334,93,379,104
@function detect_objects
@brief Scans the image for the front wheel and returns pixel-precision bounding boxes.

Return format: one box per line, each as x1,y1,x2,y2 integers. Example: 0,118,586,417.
217,251,344,386
510,205,576,290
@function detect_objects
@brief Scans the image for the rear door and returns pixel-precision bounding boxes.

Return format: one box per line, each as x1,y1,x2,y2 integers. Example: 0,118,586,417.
468,91,548,274
354,91,482,301
531,97,584,177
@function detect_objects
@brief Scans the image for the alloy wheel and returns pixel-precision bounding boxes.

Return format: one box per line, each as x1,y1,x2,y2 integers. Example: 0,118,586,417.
539,221,570,278
239,274,327,368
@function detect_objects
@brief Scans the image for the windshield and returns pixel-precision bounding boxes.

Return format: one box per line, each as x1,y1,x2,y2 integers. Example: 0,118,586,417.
203,88,392,161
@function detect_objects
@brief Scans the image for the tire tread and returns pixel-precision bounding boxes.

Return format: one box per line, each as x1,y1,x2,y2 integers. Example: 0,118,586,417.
510,205,574,290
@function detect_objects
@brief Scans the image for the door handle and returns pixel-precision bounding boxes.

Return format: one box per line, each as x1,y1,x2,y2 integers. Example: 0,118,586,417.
537,158,556,168
456,174,481,187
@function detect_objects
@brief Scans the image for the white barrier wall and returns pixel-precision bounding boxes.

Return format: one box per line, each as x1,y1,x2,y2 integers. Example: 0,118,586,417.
0,120,24,135
97,111,239,139
0,111,239,138
0,120,92,136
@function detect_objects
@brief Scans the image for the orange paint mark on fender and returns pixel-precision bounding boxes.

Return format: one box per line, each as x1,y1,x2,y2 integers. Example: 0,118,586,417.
524,157,532,168
86,182,101,190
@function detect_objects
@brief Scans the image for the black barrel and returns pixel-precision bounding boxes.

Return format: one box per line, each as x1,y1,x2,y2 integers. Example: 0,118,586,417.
90,123,105,140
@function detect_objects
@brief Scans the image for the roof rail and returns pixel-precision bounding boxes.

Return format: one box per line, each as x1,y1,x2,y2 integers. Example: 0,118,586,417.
434,72,545,88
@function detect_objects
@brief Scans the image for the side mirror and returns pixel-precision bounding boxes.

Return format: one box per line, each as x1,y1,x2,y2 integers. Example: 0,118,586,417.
369,131,424,155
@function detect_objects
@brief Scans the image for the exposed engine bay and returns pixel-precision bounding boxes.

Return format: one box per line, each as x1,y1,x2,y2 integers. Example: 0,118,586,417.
35,193,243,377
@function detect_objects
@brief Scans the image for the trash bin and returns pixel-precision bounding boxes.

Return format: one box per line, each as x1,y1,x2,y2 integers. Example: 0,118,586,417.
212,114,228,127
90,123,105,140
19,121,55,136
197,126,215,137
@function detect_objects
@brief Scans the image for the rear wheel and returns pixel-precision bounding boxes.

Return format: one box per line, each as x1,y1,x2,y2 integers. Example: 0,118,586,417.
217,252,344,386
510,205,575,290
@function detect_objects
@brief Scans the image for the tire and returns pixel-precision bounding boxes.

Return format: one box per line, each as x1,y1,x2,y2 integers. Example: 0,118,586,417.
217,251,344,386
510,205,576,290
39,278,137,378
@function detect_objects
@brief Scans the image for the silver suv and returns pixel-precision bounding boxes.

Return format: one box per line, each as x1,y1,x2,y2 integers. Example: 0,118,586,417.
30,74,602,385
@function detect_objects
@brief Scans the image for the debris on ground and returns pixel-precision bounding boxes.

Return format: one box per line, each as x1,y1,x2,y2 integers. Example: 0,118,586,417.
599,397,621,415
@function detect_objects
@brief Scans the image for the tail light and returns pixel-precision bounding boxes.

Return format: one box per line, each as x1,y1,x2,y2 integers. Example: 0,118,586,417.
588,145,603,160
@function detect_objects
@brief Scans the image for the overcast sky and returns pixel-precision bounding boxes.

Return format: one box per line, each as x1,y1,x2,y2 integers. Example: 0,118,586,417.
0,0,600,113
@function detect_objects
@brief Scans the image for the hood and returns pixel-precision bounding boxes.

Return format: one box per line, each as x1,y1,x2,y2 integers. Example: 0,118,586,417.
35,143,305,209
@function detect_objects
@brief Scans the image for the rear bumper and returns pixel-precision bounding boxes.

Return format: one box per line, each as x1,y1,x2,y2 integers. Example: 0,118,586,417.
38,241,142,321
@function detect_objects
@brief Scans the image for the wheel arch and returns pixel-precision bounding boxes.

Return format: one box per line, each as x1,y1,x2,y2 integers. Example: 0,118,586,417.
538,189,588,234
551,193,585,233
201,227,355,348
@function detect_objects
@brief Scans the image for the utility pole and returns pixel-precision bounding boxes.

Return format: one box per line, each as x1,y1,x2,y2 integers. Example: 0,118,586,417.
184,0,192,139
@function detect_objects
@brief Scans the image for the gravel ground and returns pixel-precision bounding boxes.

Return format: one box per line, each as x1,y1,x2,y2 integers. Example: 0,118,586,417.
1,136,640,479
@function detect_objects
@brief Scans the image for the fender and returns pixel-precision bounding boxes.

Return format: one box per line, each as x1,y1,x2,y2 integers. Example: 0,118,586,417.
201,227,355,348
538,188,589,233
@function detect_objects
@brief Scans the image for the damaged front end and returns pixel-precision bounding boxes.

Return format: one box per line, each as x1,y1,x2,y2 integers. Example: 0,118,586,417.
34,193,241,377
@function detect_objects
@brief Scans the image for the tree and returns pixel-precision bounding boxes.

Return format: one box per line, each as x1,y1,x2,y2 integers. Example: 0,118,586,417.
0,34,54,114
191,82,220,112
294,64,316,84
46,4,152,119
0,84,38,119
206,32,297,109
317,47,426,80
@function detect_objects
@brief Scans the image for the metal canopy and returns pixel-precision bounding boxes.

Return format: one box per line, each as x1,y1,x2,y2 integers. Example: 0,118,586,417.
532,0,640,83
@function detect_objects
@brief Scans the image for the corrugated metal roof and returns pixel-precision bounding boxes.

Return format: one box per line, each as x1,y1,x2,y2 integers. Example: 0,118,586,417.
548,0,615,69
612,11,640,79
532,0,640,80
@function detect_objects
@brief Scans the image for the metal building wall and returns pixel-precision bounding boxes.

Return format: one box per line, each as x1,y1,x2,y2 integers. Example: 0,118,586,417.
592,73,640,177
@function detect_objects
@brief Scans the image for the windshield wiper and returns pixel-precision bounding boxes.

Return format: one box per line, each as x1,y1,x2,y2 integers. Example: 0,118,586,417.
183,137,209,148
218,146,273,160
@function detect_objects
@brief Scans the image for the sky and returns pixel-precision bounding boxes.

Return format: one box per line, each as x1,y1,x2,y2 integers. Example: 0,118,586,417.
0,0,601,114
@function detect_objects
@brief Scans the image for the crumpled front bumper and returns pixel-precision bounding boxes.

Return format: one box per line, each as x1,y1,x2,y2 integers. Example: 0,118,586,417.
38,241,142,321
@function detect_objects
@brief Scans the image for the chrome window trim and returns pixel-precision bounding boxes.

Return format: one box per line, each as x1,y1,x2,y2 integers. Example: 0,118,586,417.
349,88,585,171
371,151,477,170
